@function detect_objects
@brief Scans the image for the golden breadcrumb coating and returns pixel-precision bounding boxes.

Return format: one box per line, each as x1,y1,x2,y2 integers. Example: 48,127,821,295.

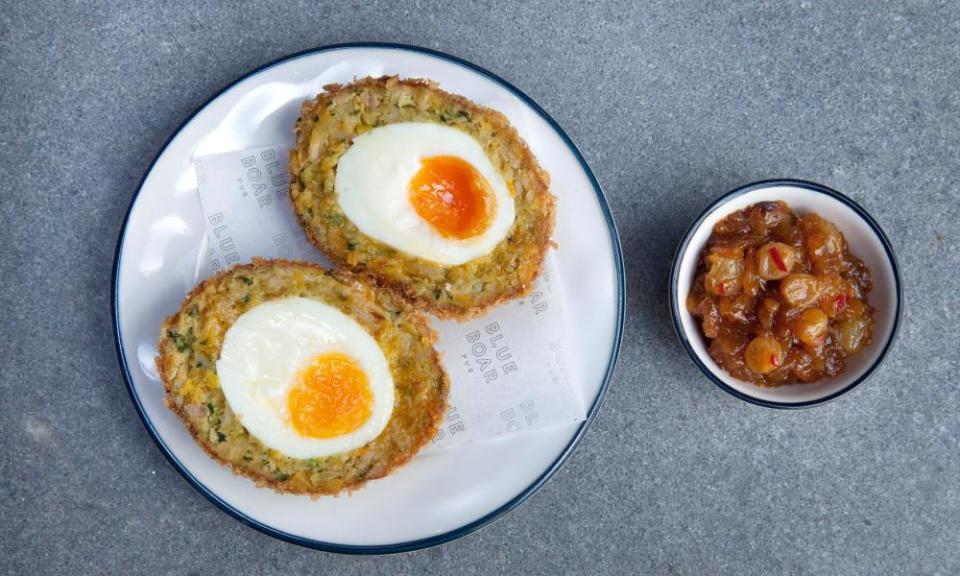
156,259,448,496
288,76,555,319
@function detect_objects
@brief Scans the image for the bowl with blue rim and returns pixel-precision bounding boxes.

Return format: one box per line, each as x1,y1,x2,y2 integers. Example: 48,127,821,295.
669,179,902,408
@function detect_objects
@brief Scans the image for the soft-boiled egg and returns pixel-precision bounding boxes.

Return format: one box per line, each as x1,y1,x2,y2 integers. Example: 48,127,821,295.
215,297,394,459
334,122,516,265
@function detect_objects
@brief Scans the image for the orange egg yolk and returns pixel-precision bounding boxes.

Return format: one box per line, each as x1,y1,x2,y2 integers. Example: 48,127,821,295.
408,155,495,239
288,353,373,439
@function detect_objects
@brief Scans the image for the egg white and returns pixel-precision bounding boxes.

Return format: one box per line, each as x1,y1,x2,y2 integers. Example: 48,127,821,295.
215,297,394,459
334,122,516,266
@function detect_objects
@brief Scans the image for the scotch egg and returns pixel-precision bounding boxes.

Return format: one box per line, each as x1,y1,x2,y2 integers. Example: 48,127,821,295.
156,260,448,496
289,76,555,319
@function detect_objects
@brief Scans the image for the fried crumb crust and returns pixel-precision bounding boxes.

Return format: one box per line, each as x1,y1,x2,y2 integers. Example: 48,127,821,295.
288,76,556,320
156,258,448,496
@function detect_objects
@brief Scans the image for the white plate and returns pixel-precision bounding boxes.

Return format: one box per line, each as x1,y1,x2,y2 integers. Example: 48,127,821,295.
112,43,624,553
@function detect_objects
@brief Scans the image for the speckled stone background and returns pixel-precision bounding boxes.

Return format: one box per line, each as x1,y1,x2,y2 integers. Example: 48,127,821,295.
2,1,959,574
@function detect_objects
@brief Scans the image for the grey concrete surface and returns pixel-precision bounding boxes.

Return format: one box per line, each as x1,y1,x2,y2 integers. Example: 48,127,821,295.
2,1,959,574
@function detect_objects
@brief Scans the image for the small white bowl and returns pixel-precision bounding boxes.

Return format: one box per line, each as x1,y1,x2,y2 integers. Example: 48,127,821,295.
669,179,902,408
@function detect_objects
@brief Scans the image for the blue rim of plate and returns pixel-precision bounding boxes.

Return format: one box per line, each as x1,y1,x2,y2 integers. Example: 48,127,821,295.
111,42,625,554
669,178,902,409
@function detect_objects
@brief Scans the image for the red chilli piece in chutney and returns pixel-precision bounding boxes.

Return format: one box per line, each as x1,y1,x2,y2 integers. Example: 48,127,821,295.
769,246,788,273
835,294,848,315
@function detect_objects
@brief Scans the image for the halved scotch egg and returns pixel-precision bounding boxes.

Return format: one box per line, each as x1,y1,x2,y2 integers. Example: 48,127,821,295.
289,76,556,319
156,259,448,496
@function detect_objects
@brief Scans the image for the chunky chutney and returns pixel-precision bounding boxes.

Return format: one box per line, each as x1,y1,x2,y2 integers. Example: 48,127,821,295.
687,201,874,387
